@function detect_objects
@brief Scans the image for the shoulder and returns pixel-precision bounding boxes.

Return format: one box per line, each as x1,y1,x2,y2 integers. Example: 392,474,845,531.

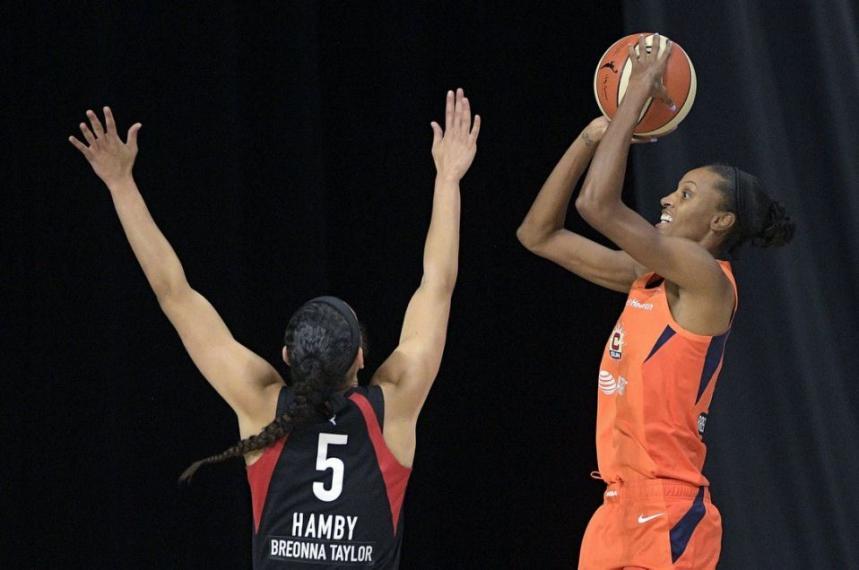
345,385,385,429
238,382,286,439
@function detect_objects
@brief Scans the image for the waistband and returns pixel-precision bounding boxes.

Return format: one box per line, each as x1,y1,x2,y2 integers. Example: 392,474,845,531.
599,477,711,504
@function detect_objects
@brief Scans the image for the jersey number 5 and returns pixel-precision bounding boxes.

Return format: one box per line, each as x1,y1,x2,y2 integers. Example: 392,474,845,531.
313,433,348,502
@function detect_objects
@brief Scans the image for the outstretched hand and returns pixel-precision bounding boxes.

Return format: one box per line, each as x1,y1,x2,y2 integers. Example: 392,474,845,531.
628,33,675,110
430,88,481,182
69,107,142,187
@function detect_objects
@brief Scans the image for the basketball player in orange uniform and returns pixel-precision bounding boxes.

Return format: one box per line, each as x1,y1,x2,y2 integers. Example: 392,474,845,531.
518,35,794,569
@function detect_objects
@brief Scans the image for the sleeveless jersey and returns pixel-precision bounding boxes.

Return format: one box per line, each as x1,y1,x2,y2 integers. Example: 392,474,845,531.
247,385,411,569
594,260,738,486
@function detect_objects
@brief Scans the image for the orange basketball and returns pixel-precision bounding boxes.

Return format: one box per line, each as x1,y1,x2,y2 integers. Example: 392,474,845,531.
593,33,696,137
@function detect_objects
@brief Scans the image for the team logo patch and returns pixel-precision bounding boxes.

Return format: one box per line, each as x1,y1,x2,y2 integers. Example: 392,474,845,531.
609,323,625,359
697,412,708,436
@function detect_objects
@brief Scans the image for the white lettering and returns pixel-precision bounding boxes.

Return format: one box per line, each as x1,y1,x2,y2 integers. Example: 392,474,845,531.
275,539,327,561
274,528,375,563
362,546,373,561
289,513,361,541
318,515,332,539
334,516,346,539
346,516,358,540
314,433,348,501
627,298,654,311
306,542,326,560
329,544,373,562
331,544,347,562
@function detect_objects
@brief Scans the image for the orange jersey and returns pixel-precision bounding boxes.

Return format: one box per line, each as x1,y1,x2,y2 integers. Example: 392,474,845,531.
595,261,737,486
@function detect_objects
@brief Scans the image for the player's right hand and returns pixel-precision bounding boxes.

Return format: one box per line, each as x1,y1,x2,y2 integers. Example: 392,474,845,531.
69,107,142,187
627,33,675,110
430,88,481,182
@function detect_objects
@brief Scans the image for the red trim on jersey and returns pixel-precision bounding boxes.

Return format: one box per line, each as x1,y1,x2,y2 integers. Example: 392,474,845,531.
348,392,412,535
246,436,287,533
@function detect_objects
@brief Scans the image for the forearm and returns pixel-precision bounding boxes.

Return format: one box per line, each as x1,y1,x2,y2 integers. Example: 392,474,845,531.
420,176,461,293
578,83,649,211
518,132,597,245
107,177,189,299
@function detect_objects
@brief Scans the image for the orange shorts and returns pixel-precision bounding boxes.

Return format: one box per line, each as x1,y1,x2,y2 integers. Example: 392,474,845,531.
579,479,722,570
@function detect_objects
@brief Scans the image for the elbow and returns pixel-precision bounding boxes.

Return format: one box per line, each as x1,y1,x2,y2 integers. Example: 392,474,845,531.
154,278,192,306
516,224,535,249
574,196,592,223
420,271,456,297
574,188,594,218
516,223,547,252
575,188,612,227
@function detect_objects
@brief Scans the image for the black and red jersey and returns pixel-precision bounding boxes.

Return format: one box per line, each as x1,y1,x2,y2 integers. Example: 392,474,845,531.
247,385,411,569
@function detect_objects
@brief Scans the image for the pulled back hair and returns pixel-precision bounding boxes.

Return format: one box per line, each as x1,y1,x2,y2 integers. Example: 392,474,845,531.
707,164,796,255
179,298,361,483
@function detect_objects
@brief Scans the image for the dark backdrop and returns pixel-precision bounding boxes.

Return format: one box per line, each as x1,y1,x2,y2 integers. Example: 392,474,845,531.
4,2,857,568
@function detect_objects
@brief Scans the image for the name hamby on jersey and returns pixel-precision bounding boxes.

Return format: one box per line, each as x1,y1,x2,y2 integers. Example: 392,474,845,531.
269,512,374,564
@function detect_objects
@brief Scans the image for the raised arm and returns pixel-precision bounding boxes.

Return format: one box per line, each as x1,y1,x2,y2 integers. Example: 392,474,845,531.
575,35,729,297
372,89,480,432
69,108,283,436
517,117,647,293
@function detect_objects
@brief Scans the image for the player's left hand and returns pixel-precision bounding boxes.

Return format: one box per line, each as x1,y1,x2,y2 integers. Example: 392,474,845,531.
583,116,658,145
69,107,142,187
430,88,481,182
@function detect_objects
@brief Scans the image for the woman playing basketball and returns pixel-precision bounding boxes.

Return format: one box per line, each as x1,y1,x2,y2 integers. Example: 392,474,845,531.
518,35,793,569
69,88,480,569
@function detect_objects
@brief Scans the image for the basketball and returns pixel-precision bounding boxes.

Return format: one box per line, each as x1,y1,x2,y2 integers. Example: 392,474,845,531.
593,33,696,137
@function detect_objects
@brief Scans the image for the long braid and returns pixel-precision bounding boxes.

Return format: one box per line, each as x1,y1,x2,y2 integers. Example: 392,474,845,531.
178,298,360,483
179,413,295,483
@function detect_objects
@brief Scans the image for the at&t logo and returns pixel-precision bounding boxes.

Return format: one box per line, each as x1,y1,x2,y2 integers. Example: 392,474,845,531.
599,371,628,396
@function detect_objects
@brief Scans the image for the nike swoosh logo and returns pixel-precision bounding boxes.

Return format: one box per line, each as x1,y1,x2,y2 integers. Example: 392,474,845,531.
637,512,665,524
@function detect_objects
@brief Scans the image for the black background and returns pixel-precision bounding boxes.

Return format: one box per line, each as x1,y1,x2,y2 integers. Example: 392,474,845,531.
5,2,858,568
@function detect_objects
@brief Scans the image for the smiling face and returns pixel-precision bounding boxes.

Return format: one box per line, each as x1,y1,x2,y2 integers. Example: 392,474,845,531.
656,167,737,251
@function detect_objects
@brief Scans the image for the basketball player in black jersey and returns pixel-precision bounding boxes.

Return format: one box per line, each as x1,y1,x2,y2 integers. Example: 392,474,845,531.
69,88,481,568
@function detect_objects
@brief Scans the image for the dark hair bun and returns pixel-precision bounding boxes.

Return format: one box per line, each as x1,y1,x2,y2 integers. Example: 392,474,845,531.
753,199,795,248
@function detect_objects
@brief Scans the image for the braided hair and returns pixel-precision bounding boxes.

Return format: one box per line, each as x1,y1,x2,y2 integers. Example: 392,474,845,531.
707,164,796,256
179,297,362,483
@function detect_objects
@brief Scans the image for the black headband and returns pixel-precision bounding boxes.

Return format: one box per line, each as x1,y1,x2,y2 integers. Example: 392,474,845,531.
302,296,361,374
